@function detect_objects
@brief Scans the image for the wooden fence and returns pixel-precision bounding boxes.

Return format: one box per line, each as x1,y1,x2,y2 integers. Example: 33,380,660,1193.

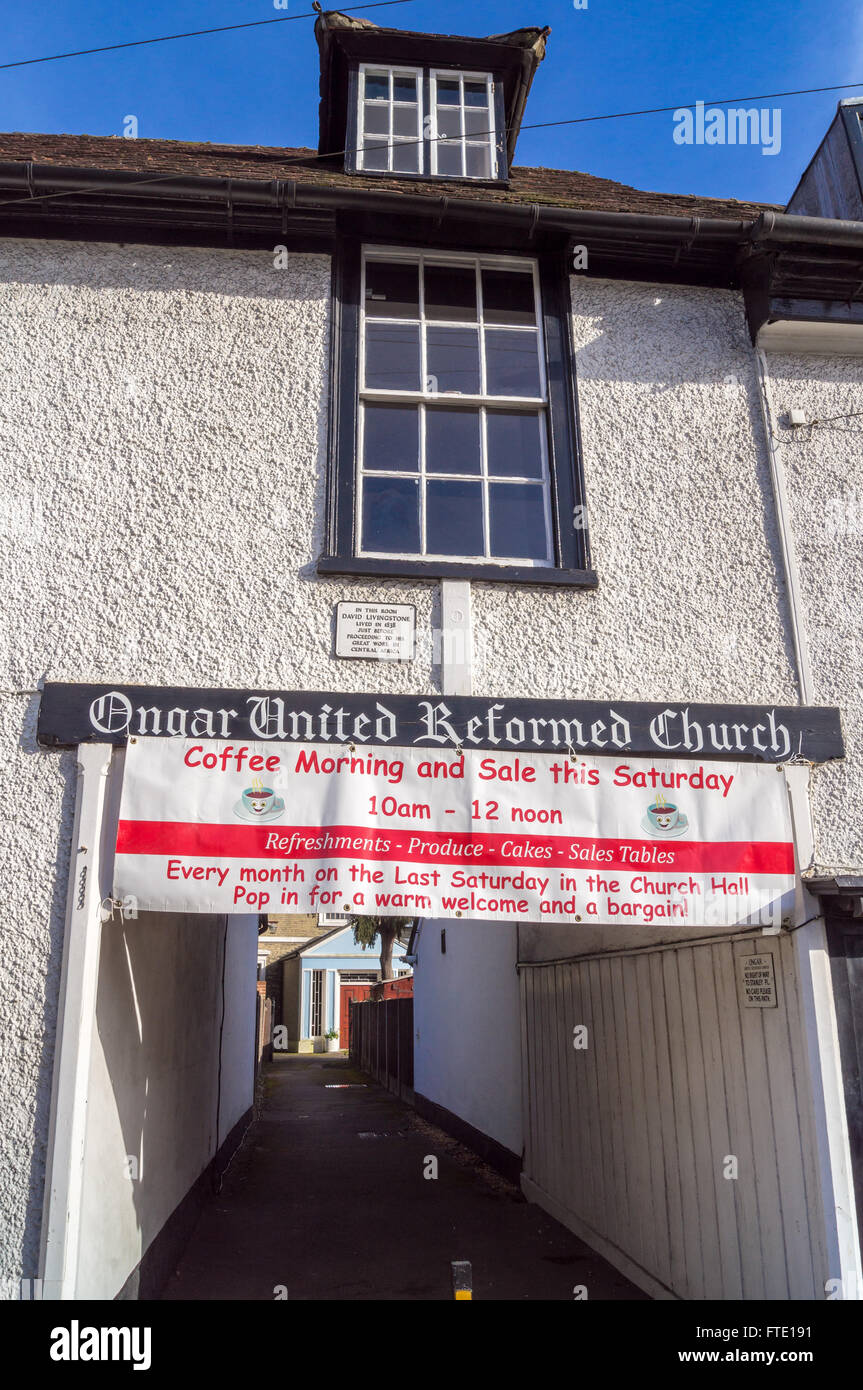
349,997,414,1102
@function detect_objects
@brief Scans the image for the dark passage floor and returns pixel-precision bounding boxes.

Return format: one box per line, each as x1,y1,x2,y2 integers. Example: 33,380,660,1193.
160,1054,647,1301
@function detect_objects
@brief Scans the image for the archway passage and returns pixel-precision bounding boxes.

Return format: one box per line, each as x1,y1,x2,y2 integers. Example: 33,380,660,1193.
159,1053,646,1302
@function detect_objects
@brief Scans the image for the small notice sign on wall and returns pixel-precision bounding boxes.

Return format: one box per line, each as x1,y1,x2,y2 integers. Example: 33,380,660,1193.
335,602,415,661
737,953,778,1008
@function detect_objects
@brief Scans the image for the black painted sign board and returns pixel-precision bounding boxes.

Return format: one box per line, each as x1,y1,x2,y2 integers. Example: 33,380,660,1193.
36,683,845,764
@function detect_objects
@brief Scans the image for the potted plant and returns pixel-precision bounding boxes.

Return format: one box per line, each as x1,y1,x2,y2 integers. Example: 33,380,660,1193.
324,1027,340,1053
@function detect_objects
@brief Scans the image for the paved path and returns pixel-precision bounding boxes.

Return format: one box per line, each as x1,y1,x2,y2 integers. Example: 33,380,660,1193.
160,1054,647,1301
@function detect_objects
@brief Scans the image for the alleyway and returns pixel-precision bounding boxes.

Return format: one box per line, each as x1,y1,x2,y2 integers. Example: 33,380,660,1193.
160,1054,646,1301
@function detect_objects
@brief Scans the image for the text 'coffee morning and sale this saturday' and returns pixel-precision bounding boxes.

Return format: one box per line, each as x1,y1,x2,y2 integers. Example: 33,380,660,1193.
113,739,797,929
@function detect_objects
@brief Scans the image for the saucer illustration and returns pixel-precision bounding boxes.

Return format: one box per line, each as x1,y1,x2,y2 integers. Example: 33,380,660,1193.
641,794,689,838
233,782,286,824
234,797,285,824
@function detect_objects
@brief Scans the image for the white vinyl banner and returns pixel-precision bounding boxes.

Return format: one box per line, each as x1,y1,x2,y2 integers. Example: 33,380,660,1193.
113,738,797,928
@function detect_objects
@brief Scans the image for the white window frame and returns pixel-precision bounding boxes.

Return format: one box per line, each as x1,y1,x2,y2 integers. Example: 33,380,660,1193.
357,246,554,568
357,63,424,174
429,69,498,180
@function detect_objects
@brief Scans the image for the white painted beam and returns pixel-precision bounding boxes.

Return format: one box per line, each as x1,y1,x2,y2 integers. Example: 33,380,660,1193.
438,580,473,697
794,920,863,1299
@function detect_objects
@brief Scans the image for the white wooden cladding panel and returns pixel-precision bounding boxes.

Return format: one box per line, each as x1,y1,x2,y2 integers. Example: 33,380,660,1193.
520,935,828,1300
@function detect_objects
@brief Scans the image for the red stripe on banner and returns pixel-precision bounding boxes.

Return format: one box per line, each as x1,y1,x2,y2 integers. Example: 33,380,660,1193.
116,820,795,875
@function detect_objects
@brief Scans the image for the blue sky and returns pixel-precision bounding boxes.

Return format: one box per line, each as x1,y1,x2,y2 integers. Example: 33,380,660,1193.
1,0,859,205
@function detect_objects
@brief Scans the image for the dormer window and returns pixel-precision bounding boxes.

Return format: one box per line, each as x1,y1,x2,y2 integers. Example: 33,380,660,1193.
316,13,550,186
354,64,501,181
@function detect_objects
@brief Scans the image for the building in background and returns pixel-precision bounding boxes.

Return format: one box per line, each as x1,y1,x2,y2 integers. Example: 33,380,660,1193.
282,923,412,1052
257,914,334,1028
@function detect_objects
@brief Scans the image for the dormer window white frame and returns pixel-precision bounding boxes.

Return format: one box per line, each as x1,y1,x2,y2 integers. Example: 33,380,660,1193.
350,63,506,182
357,63,424,175
429,70,497,180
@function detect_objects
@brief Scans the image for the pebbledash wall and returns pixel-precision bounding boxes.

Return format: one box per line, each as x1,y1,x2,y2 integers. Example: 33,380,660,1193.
758,349,863,872
0,237,858,1290
474,276,798,708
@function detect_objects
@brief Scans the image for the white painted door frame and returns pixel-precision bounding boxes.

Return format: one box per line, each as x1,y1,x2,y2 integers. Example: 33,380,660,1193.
794,918,863,1298
785,763,862,1296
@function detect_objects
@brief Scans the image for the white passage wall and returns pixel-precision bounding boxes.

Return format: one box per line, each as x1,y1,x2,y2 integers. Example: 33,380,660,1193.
74,911,258,1300
413,918,522,1159
520,932,828,1299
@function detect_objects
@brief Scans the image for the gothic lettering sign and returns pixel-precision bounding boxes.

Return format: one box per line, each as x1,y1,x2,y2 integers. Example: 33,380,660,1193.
37,683,844,763
114,738,797,928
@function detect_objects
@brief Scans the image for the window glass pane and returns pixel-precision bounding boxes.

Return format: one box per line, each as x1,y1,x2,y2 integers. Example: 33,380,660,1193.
425,265,477,322
363,404,419,471
362,143,388,171
393,140,419,173
465,144,492,179
364,72,389,101
362,475,420,553
437,143,463,176
427,480,484,556
464,81,488,107
393,105,418,137
437,79,460,105
365,261,419,318
393,74,417,102
464,107,491,137
485,328,542,397
437,108,461,139
426,408,481,474
365,322,421,391
489,483,548,560
482,269,537,326
427,326,480,394
363,103,389,135
486,411,544,478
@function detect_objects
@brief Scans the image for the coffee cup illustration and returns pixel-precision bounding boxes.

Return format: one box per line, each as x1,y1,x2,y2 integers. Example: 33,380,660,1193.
648,799,679,832
234,778,285,823
641,793,688,838
243,785,275,816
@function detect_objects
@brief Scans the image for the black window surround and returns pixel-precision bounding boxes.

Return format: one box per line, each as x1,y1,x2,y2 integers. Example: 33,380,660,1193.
346,63,508,184
319,238,596,589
